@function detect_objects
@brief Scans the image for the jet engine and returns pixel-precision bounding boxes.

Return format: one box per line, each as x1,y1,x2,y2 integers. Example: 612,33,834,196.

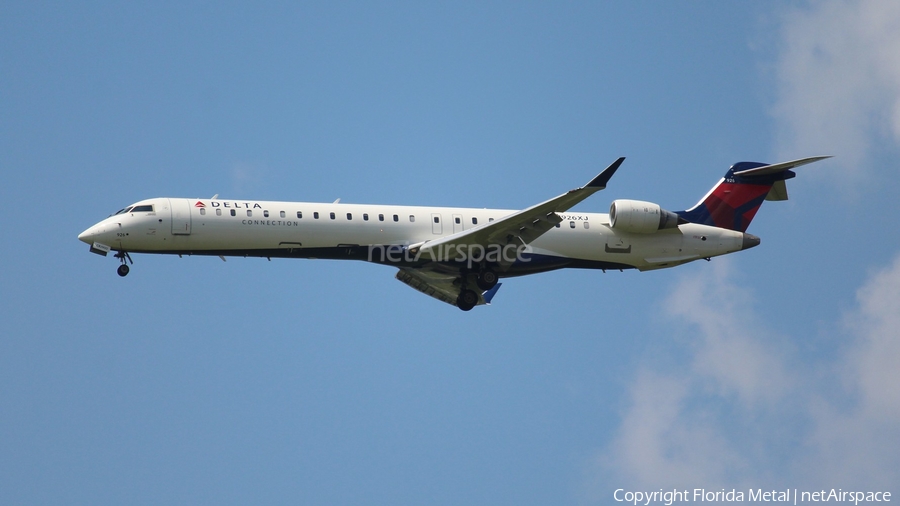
609,199,681,233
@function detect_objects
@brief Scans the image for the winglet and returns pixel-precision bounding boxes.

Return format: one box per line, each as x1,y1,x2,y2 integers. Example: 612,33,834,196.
482,283,502,304
586,157,626,188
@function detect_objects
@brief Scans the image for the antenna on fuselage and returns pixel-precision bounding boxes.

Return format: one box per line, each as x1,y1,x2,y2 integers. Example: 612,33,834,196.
211,194,219,200
333,198,340,204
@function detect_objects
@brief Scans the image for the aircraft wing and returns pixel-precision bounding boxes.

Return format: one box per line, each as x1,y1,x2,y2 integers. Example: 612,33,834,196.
410,157,625,265
395,267,502,307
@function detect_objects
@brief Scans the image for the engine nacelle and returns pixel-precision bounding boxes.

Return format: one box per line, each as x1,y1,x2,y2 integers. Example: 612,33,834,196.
609,199,681,233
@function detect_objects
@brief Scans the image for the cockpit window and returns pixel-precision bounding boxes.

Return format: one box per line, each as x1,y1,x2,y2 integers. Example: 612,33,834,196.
114,206,133,215
131,205,154,212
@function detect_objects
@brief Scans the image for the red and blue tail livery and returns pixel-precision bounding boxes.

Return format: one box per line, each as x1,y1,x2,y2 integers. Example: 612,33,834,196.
677,156,831,232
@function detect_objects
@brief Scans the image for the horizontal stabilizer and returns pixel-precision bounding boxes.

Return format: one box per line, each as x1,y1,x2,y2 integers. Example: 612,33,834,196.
733,156,831,177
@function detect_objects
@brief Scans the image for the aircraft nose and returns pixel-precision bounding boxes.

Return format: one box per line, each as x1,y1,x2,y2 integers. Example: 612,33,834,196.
741,233,761,250
78,223,104,244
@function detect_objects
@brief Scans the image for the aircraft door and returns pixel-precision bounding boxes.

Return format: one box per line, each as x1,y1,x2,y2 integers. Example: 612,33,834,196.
452,214,463,233
169,198,192,235
431,213,442,234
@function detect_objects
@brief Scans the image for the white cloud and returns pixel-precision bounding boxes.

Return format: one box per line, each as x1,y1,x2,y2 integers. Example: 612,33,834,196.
589,2,900,498
794,255,900,485
665,261,793,407
593,255,900,494
772,0,900,180
598,369,745,489
852,256,900,420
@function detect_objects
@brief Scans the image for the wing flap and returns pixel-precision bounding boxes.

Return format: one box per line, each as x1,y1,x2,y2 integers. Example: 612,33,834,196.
396,268,460,306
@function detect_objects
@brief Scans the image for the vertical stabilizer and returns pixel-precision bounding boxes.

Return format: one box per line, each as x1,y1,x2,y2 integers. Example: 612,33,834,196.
676,156,829,232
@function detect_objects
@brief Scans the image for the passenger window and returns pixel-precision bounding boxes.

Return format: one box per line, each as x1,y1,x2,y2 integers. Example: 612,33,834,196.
314,212,319,219
363,213,369,221
200,208,206,216
489,218,494,222
264,210,269,218
472,217,478,225
379,214,384,221
297,211,302,219
330,212,336,220
584,222,590,229
247,210,252,217
216,209,222,216
555,223,560,228
230,209,236,216
570,221,575,228
347,213,352,220
393,214,399,222
280,211,285,218
409,215,415,222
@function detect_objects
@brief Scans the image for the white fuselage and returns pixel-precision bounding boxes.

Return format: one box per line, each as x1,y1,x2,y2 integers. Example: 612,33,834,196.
78,197,747,275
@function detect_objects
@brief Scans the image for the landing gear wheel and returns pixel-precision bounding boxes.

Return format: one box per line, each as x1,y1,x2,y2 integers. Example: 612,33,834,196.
456,289,478,311
476,269,498,291
114,251,133,277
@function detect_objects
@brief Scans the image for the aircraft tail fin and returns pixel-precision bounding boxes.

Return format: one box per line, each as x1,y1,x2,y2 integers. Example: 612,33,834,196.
676,156,830,232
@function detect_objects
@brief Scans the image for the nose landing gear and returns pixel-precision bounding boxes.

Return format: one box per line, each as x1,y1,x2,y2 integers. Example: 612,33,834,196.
114,251,133,277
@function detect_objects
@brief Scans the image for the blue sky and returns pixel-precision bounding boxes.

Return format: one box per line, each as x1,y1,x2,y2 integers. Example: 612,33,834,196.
2,1,899,504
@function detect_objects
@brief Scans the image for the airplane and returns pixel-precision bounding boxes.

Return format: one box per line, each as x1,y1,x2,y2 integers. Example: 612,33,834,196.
78,155,829,311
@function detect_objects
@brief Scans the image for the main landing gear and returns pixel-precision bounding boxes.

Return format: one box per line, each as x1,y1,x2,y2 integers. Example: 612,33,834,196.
475,269,498,291
115,251,133,277
455,267,499,311
456,289,478,312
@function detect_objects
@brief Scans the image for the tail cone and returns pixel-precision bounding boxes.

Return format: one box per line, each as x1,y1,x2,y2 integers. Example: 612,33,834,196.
741,233,761,250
